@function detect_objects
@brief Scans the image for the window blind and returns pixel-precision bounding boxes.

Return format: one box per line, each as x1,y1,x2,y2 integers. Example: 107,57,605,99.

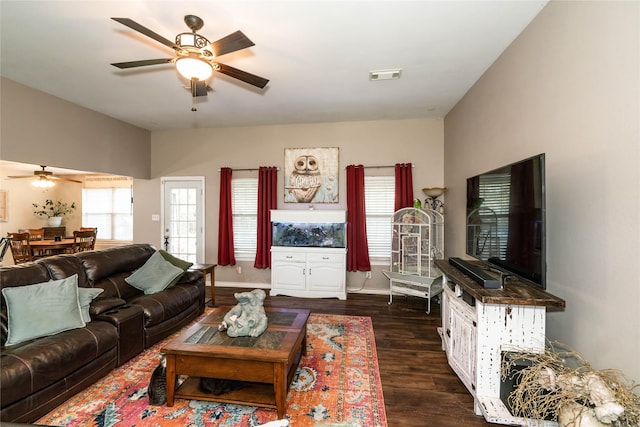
364,176,395,260
232,178,258,259
82,187,133,240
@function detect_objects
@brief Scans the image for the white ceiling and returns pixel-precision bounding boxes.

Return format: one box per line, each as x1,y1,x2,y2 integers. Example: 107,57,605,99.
0,1,547,132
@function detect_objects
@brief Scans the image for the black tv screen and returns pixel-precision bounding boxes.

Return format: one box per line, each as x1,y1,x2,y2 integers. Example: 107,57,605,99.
466,154,546,288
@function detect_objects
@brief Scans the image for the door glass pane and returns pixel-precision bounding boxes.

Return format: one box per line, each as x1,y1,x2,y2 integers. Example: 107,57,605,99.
168,187,197,262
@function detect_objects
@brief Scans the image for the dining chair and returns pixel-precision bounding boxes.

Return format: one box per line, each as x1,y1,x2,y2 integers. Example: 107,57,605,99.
80,227,98,238
28,228,45,241
18,228,44,241
7,232,33,264
23,228,48,257
73,230,96,253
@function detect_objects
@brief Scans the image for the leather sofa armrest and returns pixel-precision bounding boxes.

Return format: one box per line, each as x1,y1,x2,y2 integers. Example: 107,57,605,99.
90,297,127,316
177,269,201,284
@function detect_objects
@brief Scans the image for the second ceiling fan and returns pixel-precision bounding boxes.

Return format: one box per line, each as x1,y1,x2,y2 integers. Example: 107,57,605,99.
111,15,269,107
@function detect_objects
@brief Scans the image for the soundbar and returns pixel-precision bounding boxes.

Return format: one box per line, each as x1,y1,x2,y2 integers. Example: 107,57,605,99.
448,257,501,289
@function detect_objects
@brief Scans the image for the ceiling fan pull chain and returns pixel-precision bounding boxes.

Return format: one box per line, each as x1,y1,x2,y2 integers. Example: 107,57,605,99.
191,97,197,112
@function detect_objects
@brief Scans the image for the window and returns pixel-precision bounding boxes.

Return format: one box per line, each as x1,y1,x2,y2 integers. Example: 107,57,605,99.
82,186,133,241
232,178,258,260
364,176,395,262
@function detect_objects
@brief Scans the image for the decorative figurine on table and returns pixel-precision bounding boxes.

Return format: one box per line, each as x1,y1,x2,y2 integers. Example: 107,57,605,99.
218,289,268,337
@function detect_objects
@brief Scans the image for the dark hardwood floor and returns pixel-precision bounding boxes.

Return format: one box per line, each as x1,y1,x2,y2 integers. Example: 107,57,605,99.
210,286,493,426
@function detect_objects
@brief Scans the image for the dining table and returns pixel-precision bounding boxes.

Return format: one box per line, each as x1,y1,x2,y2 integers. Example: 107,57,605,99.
30,238,75,257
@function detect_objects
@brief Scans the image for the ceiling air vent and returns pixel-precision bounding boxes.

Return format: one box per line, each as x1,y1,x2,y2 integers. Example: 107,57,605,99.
369,69,402,81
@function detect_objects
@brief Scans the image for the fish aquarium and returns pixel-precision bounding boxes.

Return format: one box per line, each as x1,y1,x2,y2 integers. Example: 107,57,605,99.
271,210,347,248
272,222,345,248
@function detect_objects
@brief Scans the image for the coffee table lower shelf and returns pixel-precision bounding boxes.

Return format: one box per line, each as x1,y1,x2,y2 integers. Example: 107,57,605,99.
175,377,279,409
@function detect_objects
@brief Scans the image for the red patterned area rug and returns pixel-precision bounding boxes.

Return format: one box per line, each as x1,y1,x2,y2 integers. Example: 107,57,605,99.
38,312,387,427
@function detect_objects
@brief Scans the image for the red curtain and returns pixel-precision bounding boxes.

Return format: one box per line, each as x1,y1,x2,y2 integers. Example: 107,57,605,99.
217,167,236,266
346,165,371,272
394,163,414,210
254,166,278,269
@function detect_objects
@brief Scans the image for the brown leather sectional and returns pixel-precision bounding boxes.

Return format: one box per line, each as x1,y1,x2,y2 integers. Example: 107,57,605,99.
0,244,205,423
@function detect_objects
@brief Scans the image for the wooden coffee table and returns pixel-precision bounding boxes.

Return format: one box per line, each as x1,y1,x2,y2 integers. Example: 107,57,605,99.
161,306,310,418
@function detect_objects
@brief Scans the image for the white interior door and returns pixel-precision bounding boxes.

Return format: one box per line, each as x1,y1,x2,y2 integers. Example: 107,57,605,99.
162,177,204,263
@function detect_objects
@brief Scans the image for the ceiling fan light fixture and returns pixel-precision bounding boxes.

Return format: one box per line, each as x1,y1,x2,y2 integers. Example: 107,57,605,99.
32,176,55,188
176,32,210,50
176,57,213,80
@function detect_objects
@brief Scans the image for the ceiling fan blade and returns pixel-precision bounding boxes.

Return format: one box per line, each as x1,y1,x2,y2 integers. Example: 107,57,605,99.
111,17,180,51
191,78,208,97
214,63,269,89
7,175,81,183
111,58,174,69
50,176,82,184
208,30,255,57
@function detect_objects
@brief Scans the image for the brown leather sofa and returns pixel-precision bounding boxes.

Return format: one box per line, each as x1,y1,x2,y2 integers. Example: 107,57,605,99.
0,244,205,423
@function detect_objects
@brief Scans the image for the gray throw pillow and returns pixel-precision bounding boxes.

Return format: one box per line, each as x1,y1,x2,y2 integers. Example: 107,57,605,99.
125,251,183,294
78,288,104,322
159,250,193,287
2,274,85,346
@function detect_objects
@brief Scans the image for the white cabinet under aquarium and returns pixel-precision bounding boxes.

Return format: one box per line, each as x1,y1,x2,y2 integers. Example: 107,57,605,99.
270,210,347,300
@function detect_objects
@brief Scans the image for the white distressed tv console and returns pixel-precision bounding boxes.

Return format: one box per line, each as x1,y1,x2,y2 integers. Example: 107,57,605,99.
435,260,565,426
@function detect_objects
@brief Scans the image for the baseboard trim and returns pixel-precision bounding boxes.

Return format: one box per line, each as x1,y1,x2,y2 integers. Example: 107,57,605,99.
214,281,271,289
211,281,390,296
346,288,389,295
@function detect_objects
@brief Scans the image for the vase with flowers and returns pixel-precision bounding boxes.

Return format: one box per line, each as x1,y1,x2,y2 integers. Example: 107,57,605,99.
33,199,76,226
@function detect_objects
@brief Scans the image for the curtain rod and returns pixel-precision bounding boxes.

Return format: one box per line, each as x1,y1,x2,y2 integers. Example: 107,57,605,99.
347,164,415,169
218,167,281,172
218,165,411,171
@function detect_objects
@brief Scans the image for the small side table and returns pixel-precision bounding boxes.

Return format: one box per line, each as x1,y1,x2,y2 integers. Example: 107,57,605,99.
190,263,217,307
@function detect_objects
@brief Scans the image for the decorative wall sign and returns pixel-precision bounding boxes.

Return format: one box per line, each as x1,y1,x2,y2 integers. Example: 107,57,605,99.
284,147,339,203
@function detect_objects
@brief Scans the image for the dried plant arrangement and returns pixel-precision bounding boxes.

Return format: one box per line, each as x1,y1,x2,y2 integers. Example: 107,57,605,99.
501,342,640,426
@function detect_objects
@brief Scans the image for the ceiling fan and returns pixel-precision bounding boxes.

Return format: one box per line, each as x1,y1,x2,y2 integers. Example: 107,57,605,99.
8,165,82,188
110,15,269,108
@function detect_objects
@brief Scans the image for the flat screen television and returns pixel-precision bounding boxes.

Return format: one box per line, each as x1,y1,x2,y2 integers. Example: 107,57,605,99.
466,153,546,289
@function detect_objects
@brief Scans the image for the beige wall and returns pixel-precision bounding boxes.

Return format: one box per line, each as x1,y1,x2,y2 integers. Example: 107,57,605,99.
0,77,151,179
136,118,444,290
444,1,639,383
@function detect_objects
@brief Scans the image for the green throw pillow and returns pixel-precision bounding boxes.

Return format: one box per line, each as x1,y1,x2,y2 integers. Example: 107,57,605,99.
159,250,193,287
125,251,183,294
2,274,85,346
78,288,104,322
